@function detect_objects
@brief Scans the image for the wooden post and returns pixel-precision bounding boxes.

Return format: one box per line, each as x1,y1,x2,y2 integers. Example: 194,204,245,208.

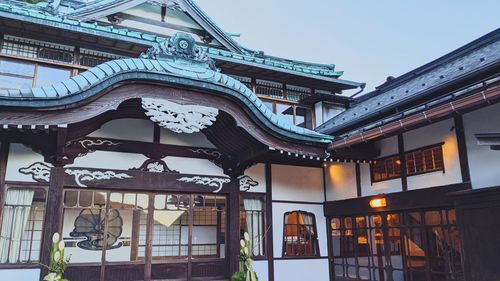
227,177,240,276
454,115,471,183
40,166,65,279
0,142,9,219
355,163,362,197
265,163,274,281
398,134,408,191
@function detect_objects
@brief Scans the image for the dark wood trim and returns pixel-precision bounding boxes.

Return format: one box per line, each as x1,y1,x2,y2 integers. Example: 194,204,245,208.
324,182,470,217
153,124,160,143
227,177,240,276
0,142,9,217
40,167,65,279
144,194,154,281
322,167,327,202
326,215,334,281
454,115,471,183
273,256,329,261
398,134,408,191
355,163,361,197
272,199,324,205
265,162,274,281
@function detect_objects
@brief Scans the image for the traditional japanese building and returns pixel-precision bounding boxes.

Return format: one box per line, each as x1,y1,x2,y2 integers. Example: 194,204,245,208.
0,1,498,281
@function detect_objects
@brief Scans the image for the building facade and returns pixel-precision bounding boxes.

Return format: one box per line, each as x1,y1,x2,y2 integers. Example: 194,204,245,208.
0,1,498,281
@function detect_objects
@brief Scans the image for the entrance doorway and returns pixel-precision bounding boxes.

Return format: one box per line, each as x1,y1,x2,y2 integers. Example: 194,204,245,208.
62,190,227,281
328,208,464,281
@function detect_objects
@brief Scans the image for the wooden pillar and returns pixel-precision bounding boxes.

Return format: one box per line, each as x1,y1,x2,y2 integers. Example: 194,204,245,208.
265,163,274,281
398,134,408,191
228,177,240,276
454,115,471,183
40,167,65,279
0,142,9,218
355,163,362,197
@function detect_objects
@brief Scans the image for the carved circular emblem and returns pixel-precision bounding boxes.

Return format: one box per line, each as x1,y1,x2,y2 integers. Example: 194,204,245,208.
179,39,189,49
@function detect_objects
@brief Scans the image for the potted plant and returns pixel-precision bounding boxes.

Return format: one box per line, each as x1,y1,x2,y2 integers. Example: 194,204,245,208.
41,232,70,281
231,232,258,281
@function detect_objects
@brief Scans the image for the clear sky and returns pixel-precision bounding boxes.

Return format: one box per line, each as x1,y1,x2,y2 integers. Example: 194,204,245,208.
197,0,499,94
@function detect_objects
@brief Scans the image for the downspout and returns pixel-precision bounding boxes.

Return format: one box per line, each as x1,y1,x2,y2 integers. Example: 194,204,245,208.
350,83,366,98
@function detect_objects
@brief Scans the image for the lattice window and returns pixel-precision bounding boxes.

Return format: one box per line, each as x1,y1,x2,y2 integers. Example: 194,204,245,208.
1,35,74,64
79,48,122,67
282,210,319,257
230,74,252,89
286,84,311,102
256,79,284,99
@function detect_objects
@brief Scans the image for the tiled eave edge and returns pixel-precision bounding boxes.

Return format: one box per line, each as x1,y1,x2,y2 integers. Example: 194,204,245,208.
0,58,333,144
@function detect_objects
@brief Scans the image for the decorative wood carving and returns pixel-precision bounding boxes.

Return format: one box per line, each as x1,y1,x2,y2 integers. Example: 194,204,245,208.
238,175,258,192
19,162,52,182
141,98,219,134
78,138,121,150
177,176,230,193
130,159,179,173
65,169,133,187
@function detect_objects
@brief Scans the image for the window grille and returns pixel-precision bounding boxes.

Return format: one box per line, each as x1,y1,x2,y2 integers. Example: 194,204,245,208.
256,79,284,99
230,74,252,89
286,84,311,102
79,48,122,67
1,35,74,64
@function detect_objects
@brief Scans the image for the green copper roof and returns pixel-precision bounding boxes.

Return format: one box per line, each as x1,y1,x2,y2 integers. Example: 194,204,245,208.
0,1,345,79
0,56,334,144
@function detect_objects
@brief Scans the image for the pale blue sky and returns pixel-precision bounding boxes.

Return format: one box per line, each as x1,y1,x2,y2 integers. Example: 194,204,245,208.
197,0,499,94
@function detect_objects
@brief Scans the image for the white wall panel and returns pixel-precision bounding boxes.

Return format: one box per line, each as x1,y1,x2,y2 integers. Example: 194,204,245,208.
272,165,324,202
325,162,357,201
463,103,500,189
89,118,154,142
0,268,40,281
6,143,46,182
243,163,266,193
164,156,224,176
160,128,215,148
274,258,329,281
272,203,327,259
404,119,462,190
68,150,148,170
253,260,269,281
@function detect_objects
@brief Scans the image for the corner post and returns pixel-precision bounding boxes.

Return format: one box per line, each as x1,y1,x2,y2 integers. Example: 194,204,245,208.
227,176,240,276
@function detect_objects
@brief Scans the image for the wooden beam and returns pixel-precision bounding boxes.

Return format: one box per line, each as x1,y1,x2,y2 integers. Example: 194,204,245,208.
454,115,471,183
0,142,9,220
227,177,240,276
265,163,274,281
355,163,362,197
398,134,408,191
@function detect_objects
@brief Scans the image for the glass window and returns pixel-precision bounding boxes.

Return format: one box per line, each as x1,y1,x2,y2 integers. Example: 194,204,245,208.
35,65,71,87
240,196,265,257
0,59,35,90
0,188,46,264
330,208,464,281
283,211,319,257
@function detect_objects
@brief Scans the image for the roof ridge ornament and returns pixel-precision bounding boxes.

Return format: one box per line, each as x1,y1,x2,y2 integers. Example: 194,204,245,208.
141,32,218,71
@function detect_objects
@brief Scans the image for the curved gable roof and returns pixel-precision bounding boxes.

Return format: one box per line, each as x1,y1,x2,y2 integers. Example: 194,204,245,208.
0,57,333,144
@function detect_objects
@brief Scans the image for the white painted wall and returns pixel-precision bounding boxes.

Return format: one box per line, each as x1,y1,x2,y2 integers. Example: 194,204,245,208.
463,102,500,189
403,118,461,190
272,165,324,203
68,150,149,171
164,156,224,176
253,260,269,281
159,127,215,148
325,162,357,201
0,268,40,281
89,118,154,142
6,143,47,182
274,258,329,281
242,164,266,193
271,202,327,259
360,136,402,196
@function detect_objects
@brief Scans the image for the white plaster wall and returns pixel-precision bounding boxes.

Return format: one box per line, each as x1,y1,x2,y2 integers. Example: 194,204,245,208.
68,150,149,170
164,156,224,176
403,118,461,190
253,260,269,281
272,202,327,259
242,164,266,193
272,165,324,203
360,136,402,196
160,128,215,148
463,102,500,189
6,143,47,182
274,258,329,281
89,118,154,142
325,162,357,201
0,268,40,281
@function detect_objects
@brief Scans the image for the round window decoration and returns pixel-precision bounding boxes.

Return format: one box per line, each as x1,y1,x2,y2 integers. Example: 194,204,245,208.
179,39,189,49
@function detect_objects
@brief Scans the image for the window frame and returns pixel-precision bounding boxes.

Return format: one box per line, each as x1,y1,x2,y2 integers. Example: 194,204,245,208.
0,182,48,266
282,210,320,258
370,142,445,183
239,193,267,259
